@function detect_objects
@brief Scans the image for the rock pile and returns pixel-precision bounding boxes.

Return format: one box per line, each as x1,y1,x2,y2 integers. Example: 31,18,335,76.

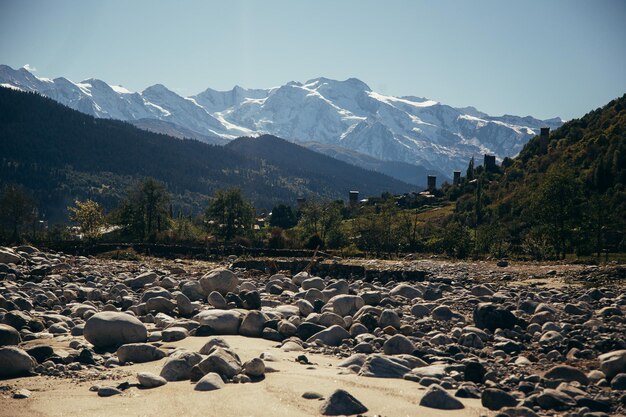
0,245,625,416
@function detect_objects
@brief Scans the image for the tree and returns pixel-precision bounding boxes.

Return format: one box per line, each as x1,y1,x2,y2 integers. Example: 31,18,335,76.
398,209,423,252
441,221,472,258
269,204,297,229
533,167,582,259
68,199,106,241
475,222,510,258
0,184,35,242
117,178,170,240
298,199,343,248
267,227,286,249
205,188,255,241
352,200,404,256
466,157,475,181
582,193,621,258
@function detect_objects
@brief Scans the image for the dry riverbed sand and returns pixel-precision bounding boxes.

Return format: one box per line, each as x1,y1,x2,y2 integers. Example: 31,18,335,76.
1,245,625,417
1,335,484,417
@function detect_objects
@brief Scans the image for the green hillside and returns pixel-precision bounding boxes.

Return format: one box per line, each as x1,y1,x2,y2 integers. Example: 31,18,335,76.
450,94,626,258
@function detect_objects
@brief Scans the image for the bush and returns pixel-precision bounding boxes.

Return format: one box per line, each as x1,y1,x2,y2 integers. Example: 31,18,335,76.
305,234,324,250
441,222,472,258
522,228,556,260
268,228,286,249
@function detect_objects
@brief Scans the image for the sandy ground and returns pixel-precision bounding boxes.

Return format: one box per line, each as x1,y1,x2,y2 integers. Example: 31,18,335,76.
0,335,487,417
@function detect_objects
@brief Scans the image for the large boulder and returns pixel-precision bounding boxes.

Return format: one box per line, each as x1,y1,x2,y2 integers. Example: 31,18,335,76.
338,354,367,369
301,277,325,290
181,281,204,301
2,311,31,330
243,358,265,378
0,347,36,379
239,310,266,337
306,325,350,346
297,322,326,341
432,305,455,321
199,337,232,355
195,372,225,391
160,350,203,381
359,354,414,378
162,327,189,342
320,389,368,416
481,388,518,410
379,309,401,329
0,324,21,346
140,287,172,303
383,334,414,355
207,291,228,309
599,350,626,380
420,384,465,410
117,343,166,363
544,365,589,385
137,372,167,388
176,293,195,316
322,295,365,317
405,364,448,380
611,373,626,390
196,347,241,379
536,389,576,410
292,272,310,286
84,312,148,348
473,303,519,331
125,271,158,289
318,312,345,328
194,310,242,335
0,248,22,265
389,284,422,300
199,268,238,296
145,297,176,314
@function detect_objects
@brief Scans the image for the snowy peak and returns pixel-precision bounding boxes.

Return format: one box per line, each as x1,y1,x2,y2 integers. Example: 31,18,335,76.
0,64,563,173
193,85,270,113
304,76,371,92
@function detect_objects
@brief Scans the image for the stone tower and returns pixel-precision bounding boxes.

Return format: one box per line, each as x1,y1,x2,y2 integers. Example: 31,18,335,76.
453,171,461,185
539,127,550,153
427,175,437,191
484,154,496,172
349,191,359,206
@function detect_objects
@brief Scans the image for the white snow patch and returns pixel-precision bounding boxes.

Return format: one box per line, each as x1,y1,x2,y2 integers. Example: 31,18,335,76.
74,82,93,97
1,83,24,91
144,101,171,117
111,85,132,94
368,91,438,108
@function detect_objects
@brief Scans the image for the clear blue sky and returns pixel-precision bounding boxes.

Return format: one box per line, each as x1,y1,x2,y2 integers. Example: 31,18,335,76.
1,0,624,119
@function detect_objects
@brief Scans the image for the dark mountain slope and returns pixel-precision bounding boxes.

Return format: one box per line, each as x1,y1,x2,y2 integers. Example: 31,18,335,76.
225,135,414,196
0,88,412,222
129,118,228,145
300,141,448,186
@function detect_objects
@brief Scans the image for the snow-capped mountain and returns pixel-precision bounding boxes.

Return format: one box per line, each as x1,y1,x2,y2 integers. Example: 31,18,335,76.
0,65,562,173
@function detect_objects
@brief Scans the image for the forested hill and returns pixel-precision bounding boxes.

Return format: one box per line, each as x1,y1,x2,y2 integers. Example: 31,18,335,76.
0,88,413,222
226,135,414,194
495,93,625,207
451,93,625,257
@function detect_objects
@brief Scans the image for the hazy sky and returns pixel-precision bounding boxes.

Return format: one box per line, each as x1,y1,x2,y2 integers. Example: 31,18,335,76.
1,0,624,119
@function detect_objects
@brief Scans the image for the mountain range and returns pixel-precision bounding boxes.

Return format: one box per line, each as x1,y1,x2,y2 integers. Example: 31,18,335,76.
0,65,562,179
0,87,413,222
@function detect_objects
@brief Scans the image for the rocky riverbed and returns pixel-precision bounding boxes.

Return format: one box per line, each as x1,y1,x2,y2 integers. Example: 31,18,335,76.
0,245,625,417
